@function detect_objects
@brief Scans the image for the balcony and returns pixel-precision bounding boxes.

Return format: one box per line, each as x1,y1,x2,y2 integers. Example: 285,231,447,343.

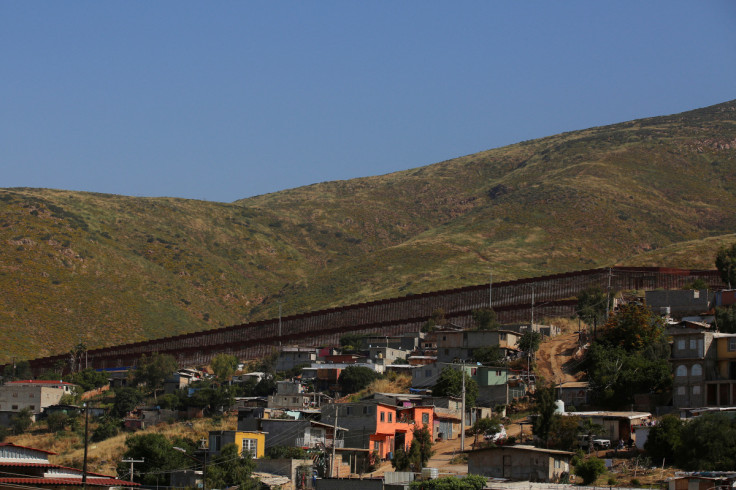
295,437,344,448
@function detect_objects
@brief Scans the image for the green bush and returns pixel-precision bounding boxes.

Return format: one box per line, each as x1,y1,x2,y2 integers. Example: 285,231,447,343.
575,457,606,485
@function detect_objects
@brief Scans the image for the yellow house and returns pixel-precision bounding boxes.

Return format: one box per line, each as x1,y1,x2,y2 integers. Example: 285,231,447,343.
705,334,736,406
209,430,266,459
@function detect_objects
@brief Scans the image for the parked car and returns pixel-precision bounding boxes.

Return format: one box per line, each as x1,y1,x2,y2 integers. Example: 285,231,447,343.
577,434,610,450
484,425,507,443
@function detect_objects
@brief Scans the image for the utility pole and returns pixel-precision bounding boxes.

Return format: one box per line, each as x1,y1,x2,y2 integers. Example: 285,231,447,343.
331,408,339,477
530,286,535,328
460,361,466,452
605,267,613,320
121,457,144,482
82,403,89,490
278,304,282,346
489,270,493,309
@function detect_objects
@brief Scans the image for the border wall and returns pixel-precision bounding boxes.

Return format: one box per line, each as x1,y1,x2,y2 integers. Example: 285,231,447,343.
24,267,723,372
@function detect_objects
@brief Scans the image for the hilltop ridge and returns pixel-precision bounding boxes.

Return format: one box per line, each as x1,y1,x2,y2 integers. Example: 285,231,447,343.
1,99,736,363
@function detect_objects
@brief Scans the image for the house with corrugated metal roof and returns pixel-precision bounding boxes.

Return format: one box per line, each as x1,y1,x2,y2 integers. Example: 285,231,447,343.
0,442,138,489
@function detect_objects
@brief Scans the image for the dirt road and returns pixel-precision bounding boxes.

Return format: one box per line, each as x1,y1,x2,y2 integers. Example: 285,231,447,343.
535,332,584,384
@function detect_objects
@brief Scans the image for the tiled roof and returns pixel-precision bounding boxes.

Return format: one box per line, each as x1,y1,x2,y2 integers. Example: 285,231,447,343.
0,477,139,486
7,380,76,386
0,442,57,455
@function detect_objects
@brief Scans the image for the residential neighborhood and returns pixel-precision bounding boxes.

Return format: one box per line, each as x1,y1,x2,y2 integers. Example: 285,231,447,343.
2,274,736,490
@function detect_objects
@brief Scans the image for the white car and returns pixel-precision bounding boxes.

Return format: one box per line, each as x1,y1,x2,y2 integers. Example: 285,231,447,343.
484,425,507,443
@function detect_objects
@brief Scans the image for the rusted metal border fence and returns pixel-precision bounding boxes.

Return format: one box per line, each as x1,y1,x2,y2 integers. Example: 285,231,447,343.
23,267,722,372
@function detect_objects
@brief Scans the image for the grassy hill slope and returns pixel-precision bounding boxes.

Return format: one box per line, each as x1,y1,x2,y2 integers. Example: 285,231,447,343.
2,100,736,363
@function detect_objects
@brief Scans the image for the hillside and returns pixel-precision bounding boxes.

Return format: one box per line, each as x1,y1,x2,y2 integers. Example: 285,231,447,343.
2,100,736,363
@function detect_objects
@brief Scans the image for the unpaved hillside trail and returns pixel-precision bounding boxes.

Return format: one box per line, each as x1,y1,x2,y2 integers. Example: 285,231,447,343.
535,332,584,384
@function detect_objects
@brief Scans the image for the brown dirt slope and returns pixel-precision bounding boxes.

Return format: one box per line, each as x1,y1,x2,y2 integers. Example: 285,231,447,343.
535,332,585,384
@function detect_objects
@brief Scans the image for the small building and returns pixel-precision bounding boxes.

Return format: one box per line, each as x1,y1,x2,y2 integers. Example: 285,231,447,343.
0,442,138,488
322,401,434,460
260,418,346,451
275,348,318,372
646,289,713,319
254,459,313,490
557,381,589,408
467,445,572,482
563,411,652,444
208,430,266,459
268,381,327,410
0,380,77,426
668,472,736,490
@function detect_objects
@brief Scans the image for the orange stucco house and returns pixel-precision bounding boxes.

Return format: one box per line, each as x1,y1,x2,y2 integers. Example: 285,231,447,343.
322,401,434,460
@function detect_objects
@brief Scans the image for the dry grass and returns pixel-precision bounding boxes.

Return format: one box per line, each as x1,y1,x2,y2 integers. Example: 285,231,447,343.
6,414,236,477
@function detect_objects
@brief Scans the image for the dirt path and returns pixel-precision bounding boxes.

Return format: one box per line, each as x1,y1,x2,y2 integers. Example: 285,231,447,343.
535,332,584,384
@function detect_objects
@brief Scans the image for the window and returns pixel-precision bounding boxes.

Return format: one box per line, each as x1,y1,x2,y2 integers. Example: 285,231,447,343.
213,435,222,452
346,406,353,416
12,405,18,410
388,413,393,423
471,368,477,375
444,349,449,355
690,339,696,350
422,413,429,424
691,364,702,376
380,412,385,422
677,387,685,395
12,393,17,398
374,441,380,451
693,386,701,395
678,340,685,350
729,338,736,352
425,369,432,377
496,370,502,376
242,438,258,458
676,365,687,377
29,405,35,410
363,406,369,414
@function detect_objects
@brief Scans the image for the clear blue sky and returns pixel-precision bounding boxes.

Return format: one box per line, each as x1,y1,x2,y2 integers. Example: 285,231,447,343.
2,2,735,202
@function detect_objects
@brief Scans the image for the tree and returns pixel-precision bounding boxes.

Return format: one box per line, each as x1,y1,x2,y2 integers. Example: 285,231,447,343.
338,366,381,394
548,414,581,451
207,443,258,490
518,331,542,355
112,387,144,417
68,368,109,392
91,415,120,442
676,413,736,470
532,383,556,448
471,417,502,447
576,287,610,334
407,425,434,471
339,333,366,353
46,412,69,432
597,302,666,351
409,475,487,490
11,408,33,434
391,446,410,471
472,308,499,330
716,242,736,288
133,353,178,401
574,457,606,485
584,343,671,407
715,306,736,333
117,433,195,485
472,346,503,365
433,367,478,408
266,445,309,459
644,414,683,464
578,418,604,454
211,353,239,383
